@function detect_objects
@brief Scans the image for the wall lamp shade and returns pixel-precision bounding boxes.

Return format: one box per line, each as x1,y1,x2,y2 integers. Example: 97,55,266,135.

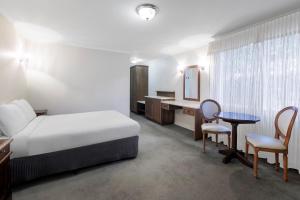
136,4,159,21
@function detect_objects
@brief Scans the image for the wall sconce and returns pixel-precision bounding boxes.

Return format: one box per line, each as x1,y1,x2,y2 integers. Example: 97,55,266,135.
177,66,184,75
198,66,206,71
16,52,29,63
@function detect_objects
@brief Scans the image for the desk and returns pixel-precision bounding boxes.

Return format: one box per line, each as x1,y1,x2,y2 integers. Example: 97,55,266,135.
161,100,202,140
144,96,175,124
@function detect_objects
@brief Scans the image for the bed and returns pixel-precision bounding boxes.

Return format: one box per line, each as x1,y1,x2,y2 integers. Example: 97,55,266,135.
0,100,140,186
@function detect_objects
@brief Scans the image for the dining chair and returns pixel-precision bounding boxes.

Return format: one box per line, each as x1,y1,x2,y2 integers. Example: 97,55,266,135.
200,99,231,152
245,106,298,182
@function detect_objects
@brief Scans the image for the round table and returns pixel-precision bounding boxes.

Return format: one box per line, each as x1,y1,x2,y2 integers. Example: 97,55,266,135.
214,112,260,167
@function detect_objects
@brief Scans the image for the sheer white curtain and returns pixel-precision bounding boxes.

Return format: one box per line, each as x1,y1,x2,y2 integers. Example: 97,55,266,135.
208,11,300,171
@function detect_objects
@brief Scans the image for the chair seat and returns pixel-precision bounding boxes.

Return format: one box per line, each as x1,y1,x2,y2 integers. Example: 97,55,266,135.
246,133,286,150
201,123,231,133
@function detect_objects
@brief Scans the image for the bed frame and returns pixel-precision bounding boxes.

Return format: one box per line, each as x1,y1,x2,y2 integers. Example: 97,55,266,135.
11,136,138,186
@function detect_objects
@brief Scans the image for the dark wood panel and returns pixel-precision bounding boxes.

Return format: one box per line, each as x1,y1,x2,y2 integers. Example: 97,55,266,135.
0,139,12,200
145,98,174,125
130,65,148,113
145,98,153,119
161,109,175,125
145,97,161,123
156,91,175,97
152,98,161,123
194,109,203,140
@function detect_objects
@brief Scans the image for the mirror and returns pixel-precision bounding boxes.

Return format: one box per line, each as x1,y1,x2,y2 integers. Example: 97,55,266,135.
183,65,200,101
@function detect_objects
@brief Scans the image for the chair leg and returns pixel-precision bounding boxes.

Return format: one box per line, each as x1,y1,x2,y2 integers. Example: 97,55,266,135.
228,134,231,149
203,133,206,153
216,134,218,147
275,153,279,172
245,141,249,160
253,149,259,178
283,153,288,182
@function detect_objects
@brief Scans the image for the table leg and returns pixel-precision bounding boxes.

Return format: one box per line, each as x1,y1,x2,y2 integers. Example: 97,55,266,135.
218,122,253,168
231,123,238,150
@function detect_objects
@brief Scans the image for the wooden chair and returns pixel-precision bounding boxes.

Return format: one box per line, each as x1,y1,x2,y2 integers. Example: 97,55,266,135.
200,99,231,152
245,106,298,182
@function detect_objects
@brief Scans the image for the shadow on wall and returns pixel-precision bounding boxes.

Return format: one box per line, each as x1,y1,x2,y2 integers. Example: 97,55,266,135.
22,41,131,115
25,70,96,114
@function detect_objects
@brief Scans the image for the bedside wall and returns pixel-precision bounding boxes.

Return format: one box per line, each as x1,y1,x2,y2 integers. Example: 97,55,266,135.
0,15,27,103
25,42,131,116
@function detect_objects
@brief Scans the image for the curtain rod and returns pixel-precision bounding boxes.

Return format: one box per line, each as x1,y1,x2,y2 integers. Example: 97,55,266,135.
213,8,300,40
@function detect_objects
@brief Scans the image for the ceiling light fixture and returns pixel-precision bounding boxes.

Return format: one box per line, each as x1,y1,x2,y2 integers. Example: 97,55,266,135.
130,57,143,64
136,4,159,21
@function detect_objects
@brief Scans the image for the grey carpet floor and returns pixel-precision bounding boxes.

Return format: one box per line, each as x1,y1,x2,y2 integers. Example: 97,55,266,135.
13,113,300,200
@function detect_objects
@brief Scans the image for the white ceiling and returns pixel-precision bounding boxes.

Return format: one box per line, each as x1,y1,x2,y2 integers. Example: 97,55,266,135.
0,0,300,59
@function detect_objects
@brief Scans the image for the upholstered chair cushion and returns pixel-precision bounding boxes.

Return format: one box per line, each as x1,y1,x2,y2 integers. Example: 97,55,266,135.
202,101,219,119
246,133,286,150
277,109,295,136
201,123,231,133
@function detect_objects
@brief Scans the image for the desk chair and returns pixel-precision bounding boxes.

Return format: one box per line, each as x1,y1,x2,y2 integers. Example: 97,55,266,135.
200,99,231,152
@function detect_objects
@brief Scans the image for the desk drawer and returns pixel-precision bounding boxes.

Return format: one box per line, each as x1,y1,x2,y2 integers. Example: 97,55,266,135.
161,103,170,110
183,108,195,116
0,145,10,161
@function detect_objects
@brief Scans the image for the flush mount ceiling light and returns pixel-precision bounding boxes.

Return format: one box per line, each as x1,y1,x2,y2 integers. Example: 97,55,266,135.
136,4,159,21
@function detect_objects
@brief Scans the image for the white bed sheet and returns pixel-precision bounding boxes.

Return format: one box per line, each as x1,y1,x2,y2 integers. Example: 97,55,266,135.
11,111,140,158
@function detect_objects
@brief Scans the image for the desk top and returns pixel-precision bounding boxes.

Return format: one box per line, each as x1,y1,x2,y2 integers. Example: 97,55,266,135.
145,96,175,100
162,100,201,109
215,112,260,124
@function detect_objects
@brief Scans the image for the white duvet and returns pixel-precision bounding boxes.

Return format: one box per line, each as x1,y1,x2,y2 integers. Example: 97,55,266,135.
11,111,140,158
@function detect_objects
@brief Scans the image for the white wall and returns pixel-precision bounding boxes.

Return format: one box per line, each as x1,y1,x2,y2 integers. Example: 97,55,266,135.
24,42,131,116
146,46,210,130
0,15,27,103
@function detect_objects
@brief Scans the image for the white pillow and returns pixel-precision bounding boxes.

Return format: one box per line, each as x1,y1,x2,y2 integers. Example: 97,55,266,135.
12,99,36,122
0,103,29,137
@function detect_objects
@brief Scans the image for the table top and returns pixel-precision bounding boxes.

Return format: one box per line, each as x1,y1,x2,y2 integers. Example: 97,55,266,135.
215,112,260,124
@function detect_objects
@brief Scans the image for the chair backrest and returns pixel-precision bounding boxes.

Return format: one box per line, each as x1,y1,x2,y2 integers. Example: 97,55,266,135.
275,106,298,147
200,99,221,122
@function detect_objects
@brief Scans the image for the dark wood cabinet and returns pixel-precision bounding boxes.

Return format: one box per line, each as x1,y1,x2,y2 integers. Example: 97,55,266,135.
145,97,161,122
130,65,148,113
0,139,12,200
145,97,175,125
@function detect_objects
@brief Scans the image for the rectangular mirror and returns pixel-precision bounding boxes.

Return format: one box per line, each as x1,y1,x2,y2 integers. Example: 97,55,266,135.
183,65,200,101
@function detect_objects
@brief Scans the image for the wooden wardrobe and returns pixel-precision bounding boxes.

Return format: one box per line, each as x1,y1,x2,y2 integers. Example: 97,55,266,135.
130,65,148,113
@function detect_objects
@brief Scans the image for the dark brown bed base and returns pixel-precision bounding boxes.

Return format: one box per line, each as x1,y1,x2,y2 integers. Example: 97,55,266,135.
11,136,139,186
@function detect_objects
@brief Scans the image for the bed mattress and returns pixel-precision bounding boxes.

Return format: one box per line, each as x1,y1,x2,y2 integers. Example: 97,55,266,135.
11,110,140,158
